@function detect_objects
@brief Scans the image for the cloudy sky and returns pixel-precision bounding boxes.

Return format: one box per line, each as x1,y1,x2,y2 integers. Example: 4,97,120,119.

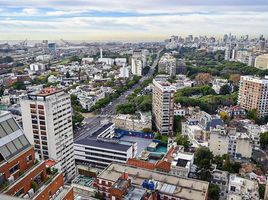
0,0,267,41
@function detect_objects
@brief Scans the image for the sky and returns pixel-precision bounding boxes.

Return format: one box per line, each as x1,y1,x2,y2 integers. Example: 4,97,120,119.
0,0,268,41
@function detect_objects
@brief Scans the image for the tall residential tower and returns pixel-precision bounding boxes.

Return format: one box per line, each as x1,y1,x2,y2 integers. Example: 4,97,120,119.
20,88,75,181
238,76,268,118
152,77,175,135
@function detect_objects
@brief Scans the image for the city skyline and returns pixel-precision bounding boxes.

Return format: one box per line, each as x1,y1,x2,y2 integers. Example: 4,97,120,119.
0,0,268,41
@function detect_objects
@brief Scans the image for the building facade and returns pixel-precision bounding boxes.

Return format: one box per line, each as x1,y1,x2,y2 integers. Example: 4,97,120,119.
94,163,209,200
20,88,76,181
74,123,137,169
158,53,177,76
152,79,175,135
238,76,268,118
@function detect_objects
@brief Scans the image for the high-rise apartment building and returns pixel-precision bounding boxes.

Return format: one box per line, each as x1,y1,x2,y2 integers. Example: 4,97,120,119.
131,58,143,76
238,76,268,118
158,53,177,76
20,88,75,181
152,78,175,135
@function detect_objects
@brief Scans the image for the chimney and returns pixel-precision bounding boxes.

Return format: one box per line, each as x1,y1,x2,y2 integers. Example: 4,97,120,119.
121,169,128,180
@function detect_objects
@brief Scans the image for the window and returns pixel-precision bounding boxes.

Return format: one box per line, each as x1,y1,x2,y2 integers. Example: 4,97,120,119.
1,121,13,135
39,110,44,115
9,163,19,174
38,105,44,109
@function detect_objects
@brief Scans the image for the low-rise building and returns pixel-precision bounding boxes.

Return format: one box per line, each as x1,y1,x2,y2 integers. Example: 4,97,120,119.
81,57,94,65
170,151,194,178
227,174,259,200
208,126,253,158
208,126,229,156
119,65,130,78
94,163,209,200
217,105,246,119
229,132,253,158
29,63,45,72
74,123,137,169
212,78,229,94
113,112,151,132
211,169,229,197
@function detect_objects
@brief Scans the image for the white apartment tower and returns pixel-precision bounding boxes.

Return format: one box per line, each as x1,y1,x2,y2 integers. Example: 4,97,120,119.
131,58,143,76
20,88,75,181
152,78,175,135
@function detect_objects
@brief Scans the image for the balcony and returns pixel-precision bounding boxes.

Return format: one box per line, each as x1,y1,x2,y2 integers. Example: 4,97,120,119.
1,159,43,193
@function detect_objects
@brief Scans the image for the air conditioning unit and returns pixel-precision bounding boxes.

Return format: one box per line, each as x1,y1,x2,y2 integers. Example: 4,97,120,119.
8,175,14,184
28,188,34,198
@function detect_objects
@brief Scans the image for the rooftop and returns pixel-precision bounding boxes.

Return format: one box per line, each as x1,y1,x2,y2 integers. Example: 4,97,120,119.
74,123,134,151
124,187,146,200
36,88,62,97
0,111,31,162
72,175,94,187
98,163,209,200
112,178,129,191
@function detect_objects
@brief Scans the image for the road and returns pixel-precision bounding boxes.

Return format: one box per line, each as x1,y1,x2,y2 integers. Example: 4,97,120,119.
74,116,109,139
98,49,162,116
74,49,162,139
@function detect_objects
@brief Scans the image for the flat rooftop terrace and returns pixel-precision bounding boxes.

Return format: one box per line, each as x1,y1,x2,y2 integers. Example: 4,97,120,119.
119,135,152,156
98,163,209,200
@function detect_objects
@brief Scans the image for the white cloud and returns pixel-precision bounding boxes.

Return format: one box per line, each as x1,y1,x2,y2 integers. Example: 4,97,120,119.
22,8,39,15
0,0,268,40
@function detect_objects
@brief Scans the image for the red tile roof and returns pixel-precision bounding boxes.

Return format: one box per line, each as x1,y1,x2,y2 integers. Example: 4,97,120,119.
127,159,171,172
127,159,155,170
155,160,171,172
164,147,175,163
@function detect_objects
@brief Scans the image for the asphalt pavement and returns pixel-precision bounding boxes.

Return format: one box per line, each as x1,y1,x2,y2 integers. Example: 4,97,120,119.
98,49,162,116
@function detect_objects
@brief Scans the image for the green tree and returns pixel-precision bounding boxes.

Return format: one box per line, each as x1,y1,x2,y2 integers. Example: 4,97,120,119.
223,154,241,173
0,56,13,64
0,86,5,97
219,84,232,95
31,181,38,191
116,103,136,114
208,183,220,200
12,81,26,90
213,155,224,169
72,112,84,128
246,109,258,122
195,147,213,181
174,116,183,132
154,132,168,144
175,134,190,150
260,132,268,150
259,185,265,200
